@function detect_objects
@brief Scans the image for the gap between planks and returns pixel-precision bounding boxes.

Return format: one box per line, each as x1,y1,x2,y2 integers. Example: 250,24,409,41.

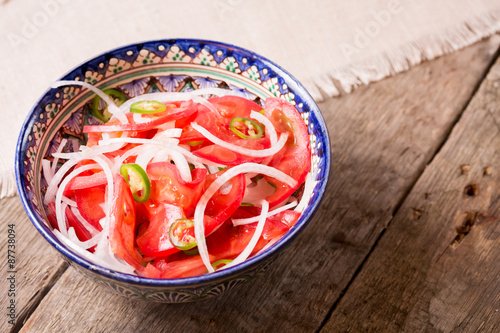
314,37,500,333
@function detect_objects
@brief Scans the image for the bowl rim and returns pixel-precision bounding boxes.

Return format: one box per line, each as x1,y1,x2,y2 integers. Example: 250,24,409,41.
15,38,331,288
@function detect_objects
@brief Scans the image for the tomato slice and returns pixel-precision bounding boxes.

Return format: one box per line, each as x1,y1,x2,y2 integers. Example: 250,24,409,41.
147,162,207,217
74,186,105,231
204,168,245,223
263,98,311,206
109,175,142,270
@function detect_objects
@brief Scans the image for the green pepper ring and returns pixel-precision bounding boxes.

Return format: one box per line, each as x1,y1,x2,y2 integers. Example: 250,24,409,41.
130,100,167,114
119,163,151,203
169,219,197,251
230,117,264,139
92,89,127,122
211,259,233,271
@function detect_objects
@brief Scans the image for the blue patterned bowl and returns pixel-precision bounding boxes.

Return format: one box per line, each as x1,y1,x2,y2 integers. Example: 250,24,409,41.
15,39,330,303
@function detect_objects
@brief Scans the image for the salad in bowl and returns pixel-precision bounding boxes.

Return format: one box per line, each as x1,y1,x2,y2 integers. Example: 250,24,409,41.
16,39,330,302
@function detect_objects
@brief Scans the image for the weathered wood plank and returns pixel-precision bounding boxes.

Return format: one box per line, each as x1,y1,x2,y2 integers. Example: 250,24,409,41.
323,41,500,333
0,196,68,333
17,36,500,333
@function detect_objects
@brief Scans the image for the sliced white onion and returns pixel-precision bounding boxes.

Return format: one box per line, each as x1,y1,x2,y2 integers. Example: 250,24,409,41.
99,137,179,147
61,196,77,207
232,198,298,226
53,229,134,274
221,200,269,270
294,171,317,213
132,113,151,124
241,177,277,206
152,128,183,139
194,163,297,273
92,155,114,222
42,159,54,186
169,150,192,183
70,206,100,237
254,236,280,257
157,120,176,131
207,165,223,174
134,145,161,172
110,145,146,175
55,164,99,236
52,142,124,161
44,159,77,204
250,111,277,146
191,122,288,158
67,226,101,250
51,138,67,175
151,148,172,164
51,80,127,124
99,137,222,166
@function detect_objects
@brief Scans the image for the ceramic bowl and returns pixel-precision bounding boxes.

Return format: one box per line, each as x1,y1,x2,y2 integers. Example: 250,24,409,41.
15,39,330,303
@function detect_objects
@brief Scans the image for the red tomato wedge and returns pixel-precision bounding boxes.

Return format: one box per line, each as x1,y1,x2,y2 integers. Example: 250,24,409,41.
204,168,245,223
109,175,142,270
263,98,311,206
74,186,105,231
147,162,207,218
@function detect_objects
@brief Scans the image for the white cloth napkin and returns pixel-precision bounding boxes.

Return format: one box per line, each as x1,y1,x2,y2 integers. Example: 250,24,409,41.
1,0,499,197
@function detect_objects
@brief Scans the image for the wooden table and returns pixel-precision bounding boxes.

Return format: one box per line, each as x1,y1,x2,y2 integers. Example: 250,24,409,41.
3,35,500,333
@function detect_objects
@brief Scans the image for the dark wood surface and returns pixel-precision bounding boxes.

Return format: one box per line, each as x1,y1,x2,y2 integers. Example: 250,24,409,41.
3,35,500,333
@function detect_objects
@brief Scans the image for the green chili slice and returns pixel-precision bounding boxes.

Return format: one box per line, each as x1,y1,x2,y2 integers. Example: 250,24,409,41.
92,89,127,122
130,100,167,114
119,163,151,203
169,219,197,250
230,117,263,139
211,259,233,271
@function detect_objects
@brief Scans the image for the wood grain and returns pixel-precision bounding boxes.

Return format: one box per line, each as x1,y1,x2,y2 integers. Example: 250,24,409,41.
0,196,68,333
14,36,500,332
323,43,500,332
